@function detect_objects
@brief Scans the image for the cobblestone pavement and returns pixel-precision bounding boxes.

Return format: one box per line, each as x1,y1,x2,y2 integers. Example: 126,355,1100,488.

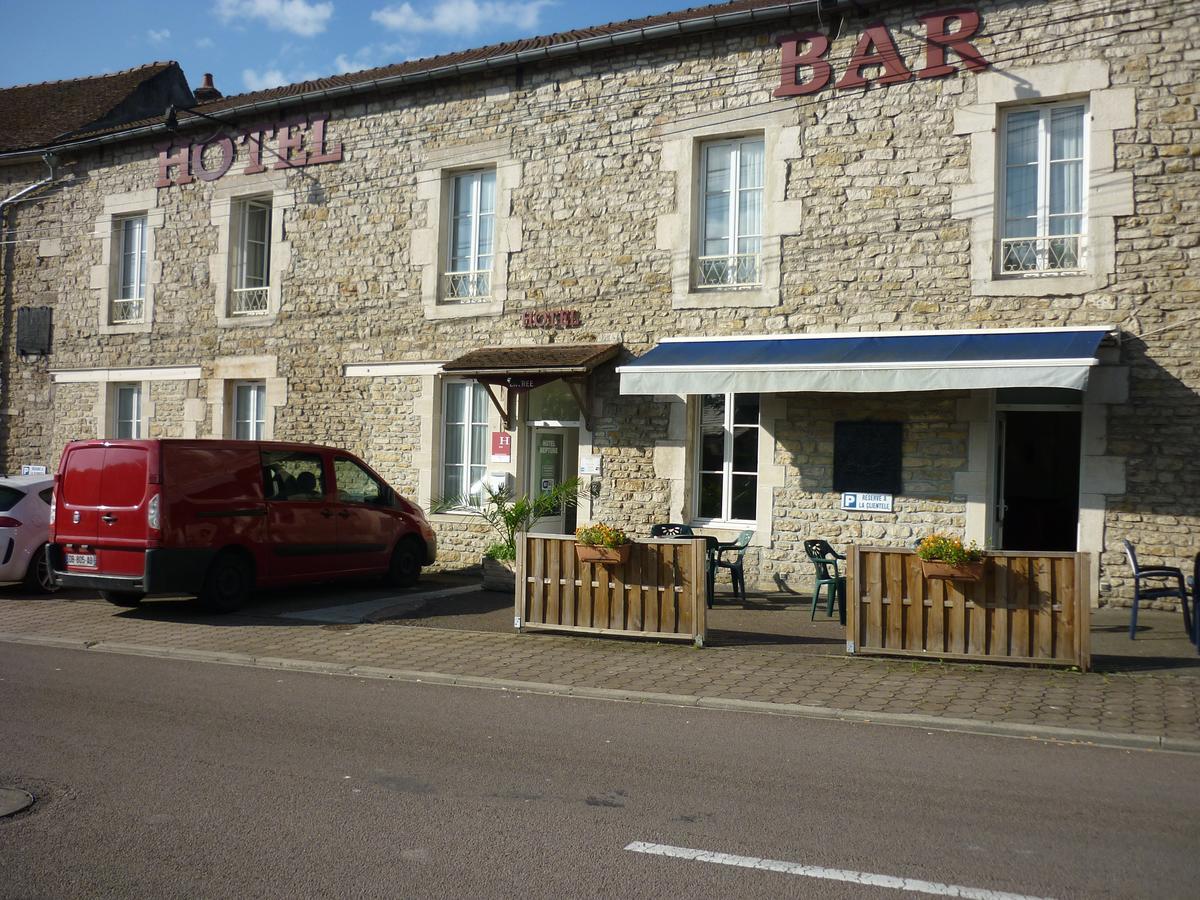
2,592,1198,749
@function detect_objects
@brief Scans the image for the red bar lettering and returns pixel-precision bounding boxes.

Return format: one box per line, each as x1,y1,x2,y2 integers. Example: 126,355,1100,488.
834,24,913,90
774,32,832,97
918,8,989,79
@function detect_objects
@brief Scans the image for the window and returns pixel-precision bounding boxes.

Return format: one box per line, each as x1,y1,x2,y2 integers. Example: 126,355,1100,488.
697,138,764,289
262,451,325,501
999,102,1086,274
231,197,271,315
442,381,489,507
113,383,142,439
233,381,266,440
113,215,146,323
696,393,759,523
444,170,495,302
334,457,387,505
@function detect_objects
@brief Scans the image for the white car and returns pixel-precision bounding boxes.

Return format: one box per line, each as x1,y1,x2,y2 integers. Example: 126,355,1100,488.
0,474,56,593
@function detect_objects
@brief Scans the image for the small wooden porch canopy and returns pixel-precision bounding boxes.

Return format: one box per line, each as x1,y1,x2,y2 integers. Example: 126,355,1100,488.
440,343,621,431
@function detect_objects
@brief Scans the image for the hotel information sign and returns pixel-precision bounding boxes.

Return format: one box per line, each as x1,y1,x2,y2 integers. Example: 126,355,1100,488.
841,492,894,512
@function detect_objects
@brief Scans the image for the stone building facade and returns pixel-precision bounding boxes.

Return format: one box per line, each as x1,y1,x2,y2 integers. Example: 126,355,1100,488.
1,0,1196,603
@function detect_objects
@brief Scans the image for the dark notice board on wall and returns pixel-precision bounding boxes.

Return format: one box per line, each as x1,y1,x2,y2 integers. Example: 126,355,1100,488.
834,421,902,495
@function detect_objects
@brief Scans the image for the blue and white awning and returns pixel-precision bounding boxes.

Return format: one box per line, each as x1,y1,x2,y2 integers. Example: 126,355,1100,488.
617,327,1112,395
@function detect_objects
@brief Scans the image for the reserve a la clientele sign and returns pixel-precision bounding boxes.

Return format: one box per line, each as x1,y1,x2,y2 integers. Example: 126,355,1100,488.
155,113,342,188
774,8,989,96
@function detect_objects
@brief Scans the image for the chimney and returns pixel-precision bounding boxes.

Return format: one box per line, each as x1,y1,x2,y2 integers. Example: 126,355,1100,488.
193,73,223,103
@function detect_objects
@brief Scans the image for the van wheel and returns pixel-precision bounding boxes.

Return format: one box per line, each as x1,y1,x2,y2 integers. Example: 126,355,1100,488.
386,538,423,588
199,552,254,613
101,590,143,608
23,546,58,594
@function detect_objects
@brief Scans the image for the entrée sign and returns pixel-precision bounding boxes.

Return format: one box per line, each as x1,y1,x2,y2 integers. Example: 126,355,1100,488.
774,8,989,97
155,113,342,188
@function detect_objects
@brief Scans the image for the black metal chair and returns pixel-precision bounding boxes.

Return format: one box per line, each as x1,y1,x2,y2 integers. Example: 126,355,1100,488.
649,523,693,538
1190,552,1200,649
804,539,846,624
713,530,753,603
1122,539,1189,640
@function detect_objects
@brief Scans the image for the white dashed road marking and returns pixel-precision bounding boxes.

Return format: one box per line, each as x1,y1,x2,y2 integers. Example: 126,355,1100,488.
624,841,1055,900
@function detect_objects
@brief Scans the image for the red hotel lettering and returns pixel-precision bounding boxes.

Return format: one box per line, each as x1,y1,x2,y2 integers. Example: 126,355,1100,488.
191,136,235,182
774,7,988,97
155,113,342,188
522,309,582,329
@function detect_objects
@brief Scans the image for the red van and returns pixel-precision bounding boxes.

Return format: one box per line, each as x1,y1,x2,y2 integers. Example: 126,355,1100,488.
49,439,436,611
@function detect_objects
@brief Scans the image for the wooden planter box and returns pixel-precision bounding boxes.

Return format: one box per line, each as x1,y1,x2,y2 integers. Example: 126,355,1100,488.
920,559,985,581
847,547,1091,670
517,534,707,645
575,543,632,566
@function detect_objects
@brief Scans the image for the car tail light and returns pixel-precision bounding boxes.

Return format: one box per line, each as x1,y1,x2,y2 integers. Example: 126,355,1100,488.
48,491,56,526
147,492,161,531
0,516,21,528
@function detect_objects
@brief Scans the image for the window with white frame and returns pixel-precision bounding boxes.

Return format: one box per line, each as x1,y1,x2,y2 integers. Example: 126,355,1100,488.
695,393,759,523
230,197,271,315
999,101,1086,274
444,169,495,302
232,381,266,440
697,138,764,289
442,381,489,506
113,215,147,323
113,383,142,439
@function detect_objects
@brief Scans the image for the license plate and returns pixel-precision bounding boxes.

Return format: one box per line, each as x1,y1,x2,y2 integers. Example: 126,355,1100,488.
66,553,97,568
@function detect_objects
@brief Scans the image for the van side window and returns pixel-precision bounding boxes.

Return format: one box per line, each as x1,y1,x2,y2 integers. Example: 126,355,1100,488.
333,457,386,505
262,451,326,501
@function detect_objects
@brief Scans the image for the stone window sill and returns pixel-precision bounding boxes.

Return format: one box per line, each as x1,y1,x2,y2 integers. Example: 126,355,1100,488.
972,272,1104,297
424,299,504,320
673,287,778,310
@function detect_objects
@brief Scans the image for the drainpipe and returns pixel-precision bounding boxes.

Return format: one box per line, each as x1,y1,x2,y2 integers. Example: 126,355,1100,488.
0,152,59,472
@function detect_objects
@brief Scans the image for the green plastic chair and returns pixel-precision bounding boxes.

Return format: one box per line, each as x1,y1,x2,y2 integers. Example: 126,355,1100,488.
713,530,753,602
804,539,846,623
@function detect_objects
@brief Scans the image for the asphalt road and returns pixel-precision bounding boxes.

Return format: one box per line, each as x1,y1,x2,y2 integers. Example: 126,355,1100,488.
2,645,1198,899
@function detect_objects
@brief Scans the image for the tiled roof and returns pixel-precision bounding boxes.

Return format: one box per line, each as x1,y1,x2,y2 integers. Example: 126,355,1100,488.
190,1,809,117
0,62,191,153
9,1,820,151
443,344,622,374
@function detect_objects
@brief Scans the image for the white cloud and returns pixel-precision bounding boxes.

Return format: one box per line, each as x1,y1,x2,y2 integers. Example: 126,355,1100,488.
196,37,215,49
147,28,171,43
242,67,288,91
333,42,414,73
217,0,334,38
370,0,550,36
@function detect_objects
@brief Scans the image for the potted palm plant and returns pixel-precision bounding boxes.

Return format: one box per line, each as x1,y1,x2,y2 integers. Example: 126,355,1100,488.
915,533,985,581
574,522,632,565
432,478,581,592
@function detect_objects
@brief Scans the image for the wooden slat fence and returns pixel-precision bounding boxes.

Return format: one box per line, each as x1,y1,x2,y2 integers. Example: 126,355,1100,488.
847,547,1091,670
516,534,708,646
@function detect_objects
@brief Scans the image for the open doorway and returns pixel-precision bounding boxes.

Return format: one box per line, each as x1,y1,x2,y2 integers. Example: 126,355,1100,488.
996,410,1081,551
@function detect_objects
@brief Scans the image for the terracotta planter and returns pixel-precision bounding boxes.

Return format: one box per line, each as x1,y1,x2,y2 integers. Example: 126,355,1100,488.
575,543,632,566
920,558,985,582
482,555,516,592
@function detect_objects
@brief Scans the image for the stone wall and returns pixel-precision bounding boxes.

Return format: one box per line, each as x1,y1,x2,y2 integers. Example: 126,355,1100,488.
0,0,1195,598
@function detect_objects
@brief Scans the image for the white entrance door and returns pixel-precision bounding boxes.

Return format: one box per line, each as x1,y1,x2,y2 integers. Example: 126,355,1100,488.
529,427,575,534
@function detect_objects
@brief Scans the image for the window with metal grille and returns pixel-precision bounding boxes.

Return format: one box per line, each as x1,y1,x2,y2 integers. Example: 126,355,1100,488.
697,138,764,289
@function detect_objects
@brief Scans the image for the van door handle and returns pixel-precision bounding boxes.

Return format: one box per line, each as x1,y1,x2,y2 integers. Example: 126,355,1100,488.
101,514,117,524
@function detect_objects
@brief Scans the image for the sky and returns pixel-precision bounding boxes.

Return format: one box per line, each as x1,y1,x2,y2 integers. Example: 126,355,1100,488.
0,1,688,97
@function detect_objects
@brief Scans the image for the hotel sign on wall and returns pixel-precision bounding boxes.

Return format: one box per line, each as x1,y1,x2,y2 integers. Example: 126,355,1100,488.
155,113,342,188
774,8,989,96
